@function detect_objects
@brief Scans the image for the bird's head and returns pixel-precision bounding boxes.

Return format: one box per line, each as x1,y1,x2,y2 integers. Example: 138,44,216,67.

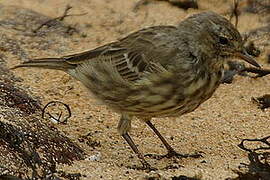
184,12,260,69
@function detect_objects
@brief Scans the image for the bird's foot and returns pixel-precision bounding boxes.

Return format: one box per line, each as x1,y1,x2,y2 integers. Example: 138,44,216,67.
127,161,157,172
145,150,203,160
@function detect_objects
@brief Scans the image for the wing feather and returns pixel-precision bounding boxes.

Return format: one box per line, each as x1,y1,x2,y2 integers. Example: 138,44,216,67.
63,26,178,82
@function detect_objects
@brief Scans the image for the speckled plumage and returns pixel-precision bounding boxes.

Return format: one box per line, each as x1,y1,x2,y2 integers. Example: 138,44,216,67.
13,11,260,169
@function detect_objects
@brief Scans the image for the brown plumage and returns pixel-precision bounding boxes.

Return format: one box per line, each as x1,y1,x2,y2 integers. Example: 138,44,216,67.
12,11,260,169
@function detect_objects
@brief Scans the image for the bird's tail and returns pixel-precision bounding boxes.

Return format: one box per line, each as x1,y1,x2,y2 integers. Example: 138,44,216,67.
11,58,76,71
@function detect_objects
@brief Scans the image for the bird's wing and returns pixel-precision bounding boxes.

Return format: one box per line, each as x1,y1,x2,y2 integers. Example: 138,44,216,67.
63,26,179,82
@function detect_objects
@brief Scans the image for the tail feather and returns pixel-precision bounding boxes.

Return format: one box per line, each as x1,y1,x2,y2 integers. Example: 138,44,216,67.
11,58,77,71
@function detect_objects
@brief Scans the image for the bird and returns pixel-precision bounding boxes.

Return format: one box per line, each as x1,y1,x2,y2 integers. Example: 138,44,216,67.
12,11,260,169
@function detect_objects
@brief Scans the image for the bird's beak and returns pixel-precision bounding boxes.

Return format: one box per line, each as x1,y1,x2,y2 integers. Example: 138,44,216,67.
234,50,261,68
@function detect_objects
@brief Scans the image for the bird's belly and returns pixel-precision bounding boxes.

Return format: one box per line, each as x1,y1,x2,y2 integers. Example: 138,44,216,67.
141,84,218,117
123,72,222,117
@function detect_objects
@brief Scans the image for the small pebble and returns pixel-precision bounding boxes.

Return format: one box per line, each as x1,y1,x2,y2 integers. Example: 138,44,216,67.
86,152,101,161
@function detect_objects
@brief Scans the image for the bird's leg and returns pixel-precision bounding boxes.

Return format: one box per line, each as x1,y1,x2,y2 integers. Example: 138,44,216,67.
121,133,153,170
118,114,154,170
145,120,202,159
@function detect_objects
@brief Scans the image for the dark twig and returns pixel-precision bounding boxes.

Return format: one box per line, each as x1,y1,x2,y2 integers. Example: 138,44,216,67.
133,0,198,12
42,101,71,124
32,5,87,33
167,0,198,10
221,62,270,84
238,136,270,153
252,94,270,110
236,136,270,178
229,0,240,28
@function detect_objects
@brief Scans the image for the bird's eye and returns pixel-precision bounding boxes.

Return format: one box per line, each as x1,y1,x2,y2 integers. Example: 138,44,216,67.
219,36,229,45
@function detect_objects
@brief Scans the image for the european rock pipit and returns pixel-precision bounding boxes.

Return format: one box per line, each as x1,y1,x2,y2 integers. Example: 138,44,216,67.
13,11,260,169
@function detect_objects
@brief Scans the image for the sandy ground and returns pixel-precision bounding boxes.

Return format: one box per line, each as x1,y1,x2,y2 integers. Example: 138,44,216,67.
1,0,270,179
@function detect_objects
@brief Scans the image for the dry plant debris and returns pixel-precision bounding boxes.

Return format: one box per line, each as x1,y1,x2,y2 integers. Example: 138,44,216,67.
222,61,270,84
228,136,270,180
229,0,241,28
77,132,101,149
0,5,82,37
32,4,87,35
0,5,86,179
42,101,72,124
133,0,198,12
252,94,270,110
